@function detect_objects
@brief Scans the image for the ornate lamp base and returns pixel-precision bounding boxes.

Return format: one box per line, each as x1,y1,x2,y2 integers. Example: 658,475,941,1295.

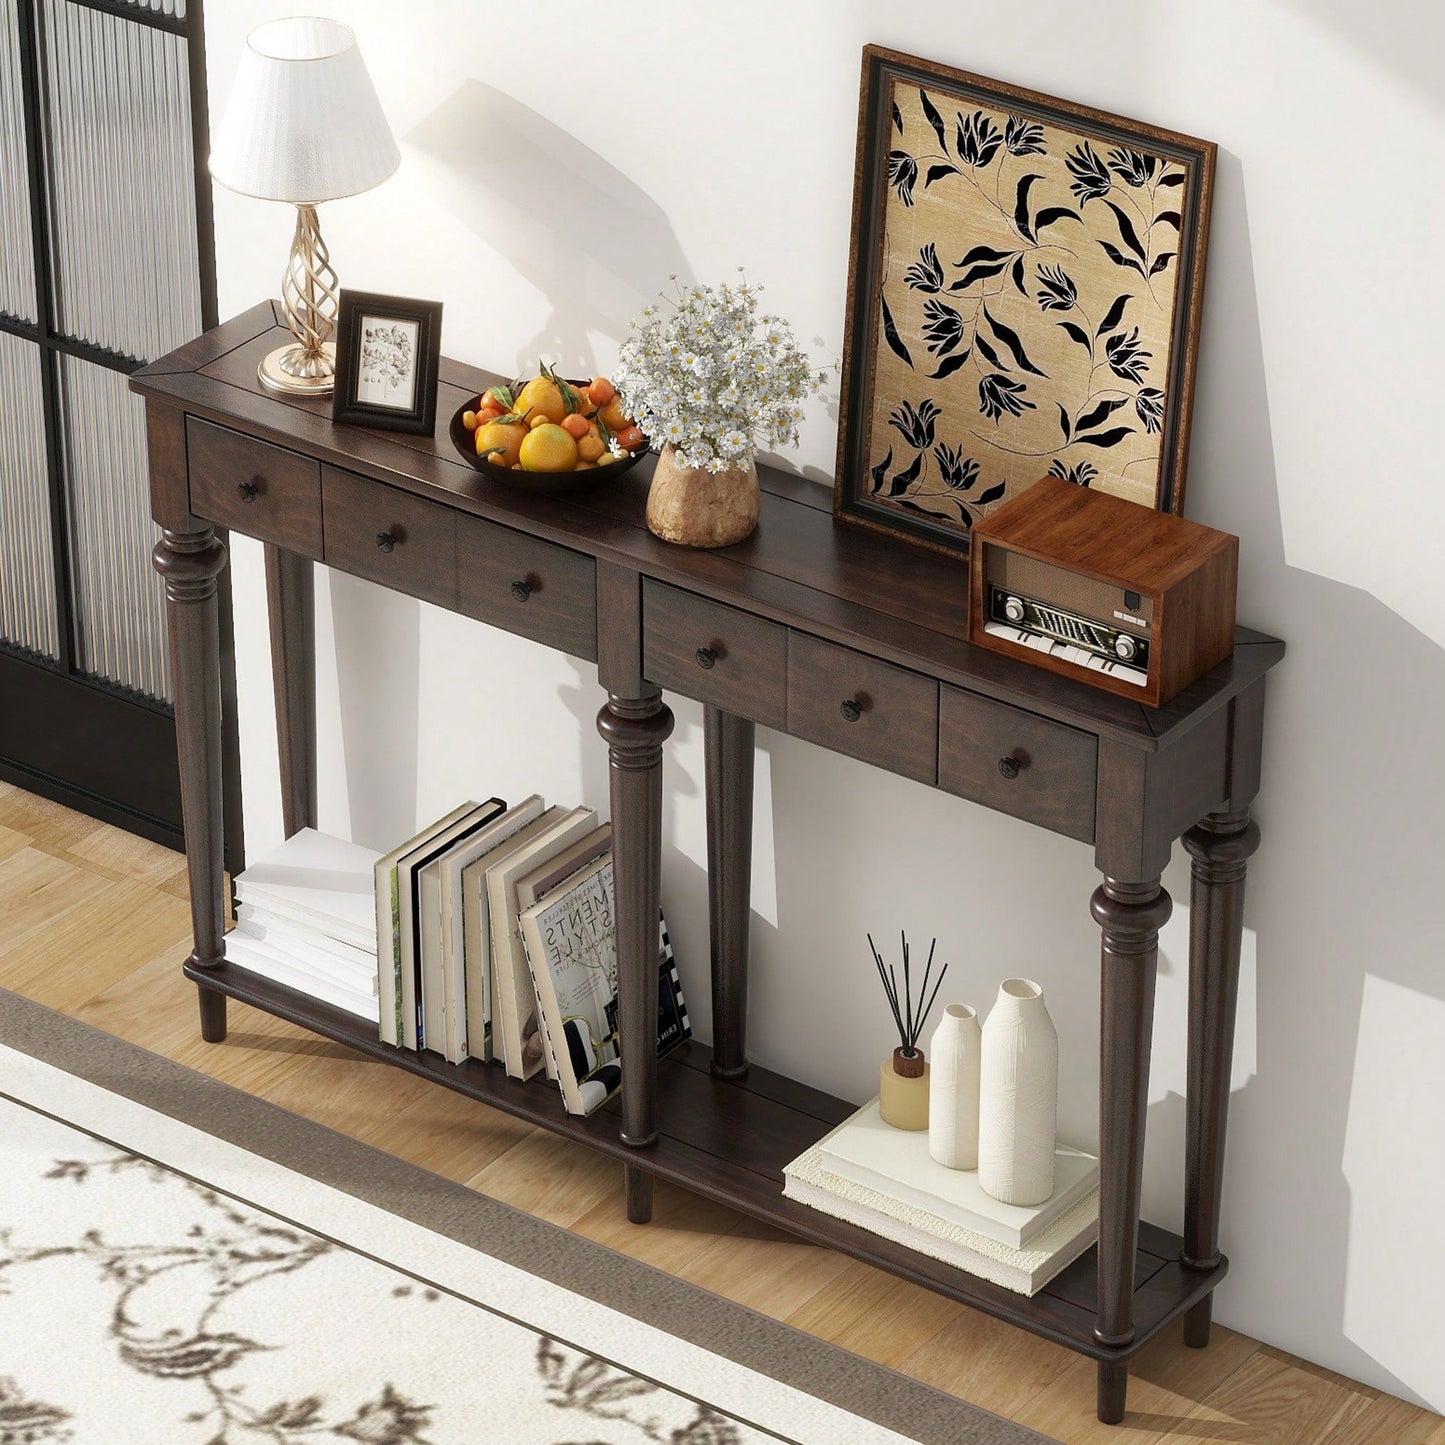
258,340,337,397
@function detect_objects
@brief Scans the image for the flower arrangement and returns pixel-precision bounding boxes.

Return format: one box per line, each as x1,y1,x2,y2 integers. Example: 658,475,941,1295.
616,274,826,475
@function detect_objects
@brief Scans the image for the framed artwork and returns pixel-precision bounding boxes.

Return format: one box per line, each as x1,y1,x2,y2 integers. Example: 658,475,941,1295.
834,46,1217,554
332,290,443,435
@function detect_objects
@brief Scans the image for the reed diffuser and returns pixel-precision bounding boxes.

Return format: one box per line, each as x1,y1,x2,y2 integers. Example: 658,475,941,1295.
869,932,948,1130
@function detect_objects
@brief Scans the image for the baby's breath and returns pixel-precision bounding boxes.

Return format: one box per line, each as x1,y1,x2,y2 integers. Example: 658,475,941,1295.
616,275,823,474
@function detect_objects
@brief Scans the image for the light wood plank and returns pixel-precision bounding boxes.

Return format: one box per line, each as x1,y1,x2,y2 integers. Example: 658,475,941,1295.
1320,1392,1445,1445
676,1217,854,1322
465,1128,622,1228
1178,1350,1369,1444
785,1257,967,1370
898,1305,1076,1419
1012,1323,1260,1444
570,1176,743,1276
350,1085,539,1184
0,877,191,1013
0,847,112,953
0,783,103,853
64,818,188,888
0,822,30,863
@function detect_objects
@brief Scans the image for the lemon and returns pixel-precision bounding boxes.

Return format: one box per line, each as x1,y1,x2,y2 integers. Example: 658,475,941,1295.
519,423,579,473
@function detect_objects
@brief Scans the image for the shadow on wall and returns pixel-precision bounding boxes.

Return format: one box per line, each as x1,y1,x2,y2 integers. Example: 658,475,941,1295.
1141,146,1445,1406
404,79,693,377
1279,0,1445,113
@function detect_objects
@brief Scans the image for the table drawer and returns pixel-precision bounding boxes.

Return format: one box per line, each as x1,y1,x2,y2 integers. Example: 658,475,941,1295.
787,633,938,785
455,514,597,661
186,416,321,557
642,580,787,728
321,466,457,609
939,686,1097,841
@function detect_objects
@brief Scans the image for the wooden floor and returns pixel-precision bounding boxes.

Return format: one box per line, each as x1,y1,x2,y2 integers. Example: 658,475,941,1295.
1,782,1438,1445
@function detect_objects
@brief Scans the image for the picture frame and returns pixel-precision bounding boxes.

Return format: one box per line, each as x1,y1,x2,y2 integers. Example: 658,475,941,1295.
835,46,1217,555
331,290,443,435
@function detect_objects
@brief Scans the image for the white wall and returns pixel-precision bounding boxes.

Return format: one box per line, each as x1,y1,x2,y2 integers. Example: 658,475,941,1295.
202,0,1445,1411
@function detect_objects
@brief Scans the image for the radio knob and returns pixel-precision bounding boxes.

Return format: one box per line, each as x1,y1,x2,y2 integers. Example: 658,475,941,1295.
1002,594,1026,623
1114,634,1138,662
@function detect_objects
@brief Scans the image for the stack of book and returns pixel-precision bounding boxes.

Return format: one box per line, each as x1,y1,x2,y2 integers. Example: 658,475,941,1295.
227,829,383,1021
783,1100,1099,1296
373,796,689,1118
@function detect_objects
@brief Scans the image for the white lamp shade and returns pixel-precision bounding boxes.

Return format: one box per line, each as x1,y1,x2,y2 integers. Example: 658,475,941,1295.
209,17,399,204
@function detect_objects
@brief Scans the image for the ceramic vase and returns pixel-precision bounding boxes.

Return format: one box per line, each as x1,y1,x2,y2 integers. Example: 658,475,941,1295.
645,442,760,548
878,1047,929,1131
978,979,1058,1205
928,1004,981,1169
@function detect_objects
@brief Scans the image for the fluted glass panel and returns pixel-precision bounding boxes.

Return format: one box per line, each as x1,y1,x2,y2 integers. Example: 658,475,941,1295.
59,354,169,700
114,0,187,16
0,331,58,659
0,0,37,321
43,0,200,361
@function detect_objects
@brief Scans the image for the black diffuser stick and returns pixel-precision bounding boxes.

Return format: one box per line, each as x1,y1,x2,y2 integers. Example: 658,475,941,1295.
869,931,949,1056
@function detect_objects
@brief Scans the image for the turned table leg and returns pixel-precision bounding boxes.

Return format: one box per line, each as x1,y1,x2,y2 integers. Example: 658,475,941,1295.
153,526,230,1043
705,705,754,1080
597,690,674,1223
264,543,317,839
1091,874,1171,1423
1181,808,1259,1347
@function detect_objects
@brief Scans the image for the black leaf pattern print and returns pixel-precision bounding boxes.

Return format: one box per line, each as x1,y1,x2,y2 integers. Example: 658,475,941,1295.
978,373,1034,421
1107,147,1156,186
886,150,918,207
1004,115,1046,156
1065,141,1112,202
1135,386,1165,434
1035,264,1077,312
1104,327,1151,383
955,110,1003,167
866,82,1195,534
903,243,943,293
0,1378,71,1444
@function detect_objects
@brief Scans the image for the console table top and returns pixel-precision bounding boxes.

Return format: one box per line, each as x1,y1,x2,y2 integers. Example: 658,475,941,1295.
133,301,1283,752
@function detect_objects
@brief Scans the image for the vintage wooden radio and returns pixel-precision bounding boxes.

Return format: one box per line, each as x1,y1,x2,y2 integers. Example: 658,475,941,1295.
967,476,1238,708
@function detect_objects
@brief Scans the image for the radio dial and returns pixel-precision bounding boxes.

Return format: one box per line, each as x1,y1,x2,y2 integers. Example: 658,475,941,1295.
1002,594,1026,623
1114,634,1138,662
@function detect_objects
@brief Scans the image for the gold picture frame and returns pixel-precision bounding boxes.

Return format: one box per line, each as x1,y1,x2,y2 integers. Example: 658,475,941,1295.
835,46,1217,554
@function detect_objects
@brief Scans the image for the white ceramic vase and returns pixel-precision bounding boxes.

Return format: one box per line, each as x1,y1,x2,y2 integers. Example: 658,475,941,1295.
978,978,1058,1206
928,1004,982,1170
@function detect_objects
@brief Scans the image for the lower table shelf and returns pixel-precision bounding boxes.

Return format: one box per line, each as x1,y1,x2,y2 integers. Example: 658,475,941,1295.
186,957,1226,1363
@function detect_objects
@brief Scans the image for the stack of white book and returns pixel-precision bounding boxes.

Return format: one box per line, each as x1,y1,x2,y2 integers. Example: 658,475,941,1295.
783,1099,1100,1295
227,829,383,1021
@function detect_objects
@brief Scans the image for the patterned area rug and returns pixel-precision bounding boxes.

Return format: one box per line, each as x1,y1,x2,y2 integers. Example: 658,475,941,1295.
0,992,1049,1445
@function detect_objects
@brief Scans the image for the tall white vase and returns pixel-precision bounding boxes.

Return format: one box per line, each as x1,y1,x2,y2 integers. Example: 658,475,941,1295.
978,979,1058,1206
928,1004,982,1169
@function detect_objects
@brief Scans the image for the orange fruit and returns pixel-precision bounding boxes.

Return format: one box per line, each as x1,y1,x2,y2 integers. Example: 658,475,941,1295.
598,398,629,431
575,460,595,469
561,413,589,440
529,414,550,429
588,376,615,405
576,434,604,463
519,423,579,473
513,376,566,425
615,425,644,452
475,419,525,467
462,409,479,431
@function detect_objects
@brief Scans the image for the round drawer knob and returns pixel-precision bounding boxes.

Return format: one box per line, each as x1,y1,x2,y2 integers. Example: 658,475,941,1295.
375,531,396,553
840,699,863,723
510,579,532,602
998,755,1022,780
237,480,259,503
695,647,717,670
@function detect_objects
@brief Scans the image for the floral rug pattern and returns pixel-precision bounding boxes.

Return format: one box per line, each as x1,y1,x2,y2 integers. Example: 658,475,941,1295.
0,1097,775,1444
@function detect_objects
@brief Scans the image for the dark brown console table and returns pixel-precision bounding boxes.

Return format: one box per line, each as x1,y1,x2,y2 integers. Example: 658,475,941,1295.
133,302,1283,1424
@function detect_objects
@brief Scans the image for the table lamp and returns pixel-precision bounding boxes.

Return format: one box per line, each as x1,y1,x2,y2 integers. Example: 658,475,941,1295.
209,17,400,396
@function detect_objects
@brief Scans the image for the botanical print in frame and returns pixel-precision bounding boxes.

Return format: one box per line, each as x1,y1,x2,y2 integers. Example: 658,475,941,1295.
835,46,1216,554
332,290,443,436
